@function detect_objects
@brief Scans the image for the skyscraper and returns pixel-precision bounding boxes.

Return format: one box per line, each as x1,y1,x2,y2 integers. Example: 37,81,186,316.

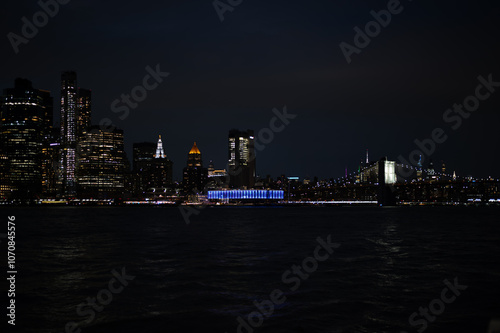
77,88,91,139
228,129,256,189
378,157,397,206
38,89,54,140
132,142,155,197
0,79,52,199
132,137,173,197
150,135,173,190
60,71,78,196
183,142,208,193
77,125,126,198
133,142,156,172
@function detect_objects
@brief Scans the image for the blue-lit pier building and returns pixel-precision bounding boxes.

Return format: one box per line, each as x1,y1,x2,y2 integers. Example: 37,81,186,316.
208,190,284,202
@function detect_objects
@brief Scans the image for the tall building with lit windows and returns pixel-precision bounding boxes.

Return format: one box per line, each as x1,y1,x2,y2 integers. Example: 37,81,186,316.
38,90,58,196
76,125,126,198
60,71,78,196
151,135,173,189
0,153,10,199
77,88,91,139
42,128,61,197
228,129,255,188
131,137,173,197
0,78,50,199
183,142,208,193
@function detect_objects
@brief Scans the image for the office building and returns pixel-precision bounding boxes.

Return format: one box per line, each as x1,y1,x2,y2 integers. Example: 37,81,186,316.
150,135,173,190
206,160,229,190
77,88,91,139
183,142,207,193
76,126,126,198
133,142,156,172
132,137,173,197
60,71,78,195
0,78,51,199
42,127,61,196
228,129,255,188
0,153,10,199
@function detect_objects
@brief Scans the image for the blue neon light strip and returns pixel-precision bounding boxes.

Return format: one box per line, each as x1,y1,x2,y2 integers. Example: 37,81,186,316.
207,190,284,200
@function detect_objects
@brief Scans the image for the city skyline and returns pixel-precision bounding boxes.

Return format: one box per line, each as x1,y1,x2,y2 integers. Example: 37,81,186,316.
2,3,500,332
2,0,499,180
0,72,496,184
2,71,497,205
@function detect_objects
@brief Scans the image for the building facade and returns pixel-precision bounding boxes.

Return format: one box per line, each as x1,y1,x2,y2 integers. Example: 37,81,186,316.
77,88,91,140
76,126,126,198
60,71,78,196
0,78,52,199
132,137,173,197
228,129,256,189
183,142,208,194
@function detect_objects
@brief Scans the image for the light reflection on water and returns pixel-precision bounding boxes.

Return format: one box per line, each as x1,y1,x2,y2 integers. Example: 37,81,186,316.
8,206,500,333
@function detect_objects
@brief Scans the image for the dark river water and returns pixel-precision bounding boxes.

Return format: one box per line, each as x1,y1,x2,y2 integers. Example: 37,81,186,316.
2,206,500,333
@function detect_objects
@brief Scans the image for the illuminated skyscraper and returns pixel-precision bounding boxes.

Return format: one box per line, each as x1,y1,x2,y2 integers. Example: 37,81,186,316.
60,71,78,196
77,88,91,139
0,153,9,199
132,137,173,197
77,126,126,198
151,135,173,191
183,142,208,193
155,135,166,158
378,157,397,206
0,78,51,199
228,129,255,188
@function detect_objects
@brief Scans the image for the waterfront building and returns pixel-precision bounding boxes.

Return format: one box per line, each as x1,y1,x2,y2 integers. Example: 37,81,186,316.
183,142,208,193
76,126,126,198
228,129,256,188
0,78,51,199
132,137,173,197
76,88,91,140
208,189,284,201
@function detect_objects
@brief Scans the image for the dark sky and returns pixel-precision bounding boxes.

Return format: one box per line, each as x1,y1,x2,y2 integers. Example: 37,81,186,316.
2,0,500,181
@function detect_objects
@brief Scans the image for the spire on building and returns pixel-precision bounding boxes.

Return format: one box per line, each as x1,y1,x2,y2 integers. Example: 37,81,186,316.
453,171,457,181
155,135,166,158
189,141,201,155
366,149,369,164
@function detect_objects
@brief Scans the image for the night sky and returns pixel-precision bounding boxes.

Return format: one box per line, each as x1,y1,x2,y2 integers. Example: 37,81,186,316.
2,0,500,181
